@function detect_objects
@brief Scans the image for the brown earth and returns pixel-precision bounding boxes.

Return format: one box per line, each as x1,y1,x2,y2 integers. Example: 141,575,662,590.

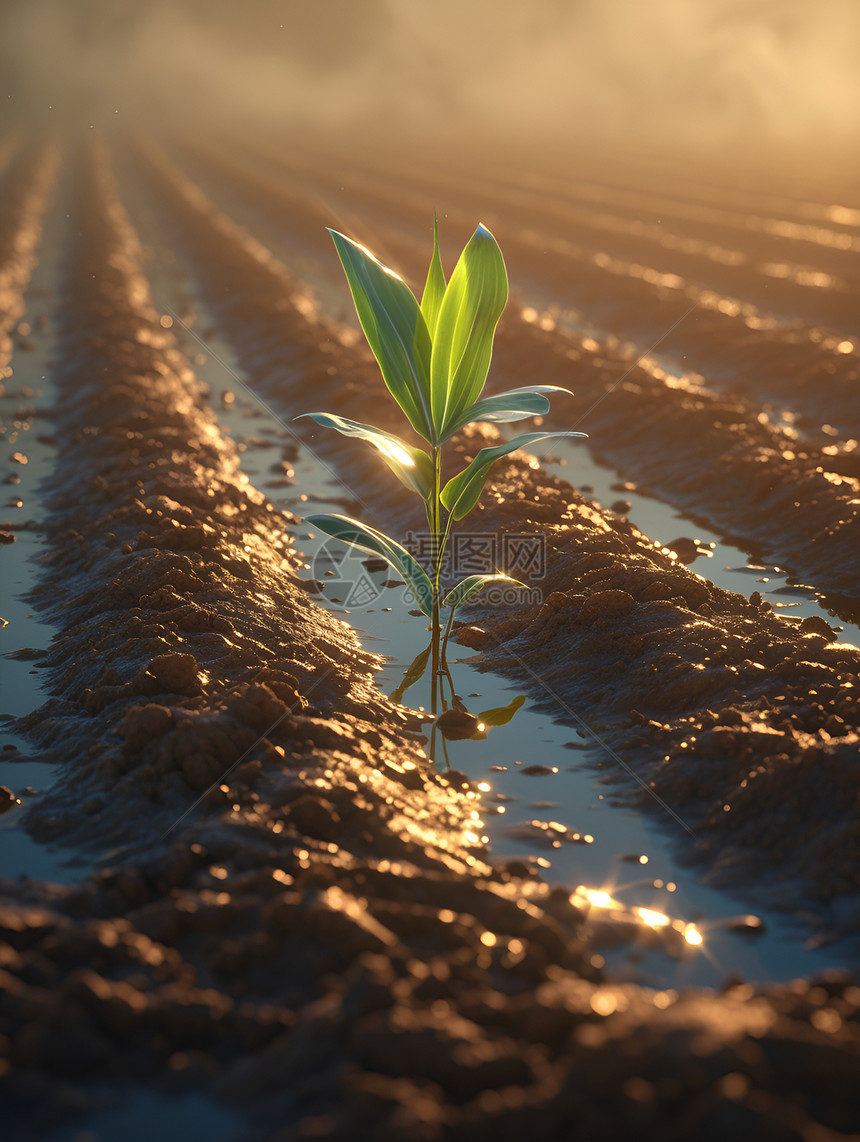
135,138,860,935
0,137,858,1140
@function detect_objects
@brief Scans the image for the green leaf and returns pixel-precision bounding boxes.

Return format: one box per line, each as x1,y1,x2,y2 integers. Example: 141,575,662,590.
296,412,433,499
441,385,573,441
478,694,526,726
420,213,446,340
304,513,434,616
441,430,588,520
391,642,432,704
430,224,508,439
328,229,434,442
442,573,525,609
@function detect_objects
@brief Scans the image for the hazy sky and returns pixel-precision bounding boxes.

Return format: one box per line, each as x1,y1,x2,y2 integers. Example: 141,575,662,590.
1,0,858,159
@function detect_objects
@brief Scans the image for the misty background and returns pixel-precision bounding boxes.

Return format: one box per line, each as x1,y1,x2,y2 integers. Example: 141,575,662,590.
0,0,858,176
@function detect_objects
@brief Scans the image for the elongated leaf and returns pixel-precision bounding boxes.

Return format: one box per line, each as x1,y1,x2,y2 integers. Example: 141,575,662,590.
430,224,508,438
304,513,434,616
296,412,433,499
442,573,525,609
328,229,434,441
441,385,574,441
478,694,526,727
391,642,432,704
420,214,446,340
441,430,588,520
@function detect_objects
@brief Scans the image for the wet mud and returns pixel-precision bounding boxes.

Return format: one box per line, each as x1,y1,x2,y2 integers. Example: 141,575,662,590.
135,139,860,936
161,134,860,605
1,139,859,1140
182,133,860,432
0,142,58,383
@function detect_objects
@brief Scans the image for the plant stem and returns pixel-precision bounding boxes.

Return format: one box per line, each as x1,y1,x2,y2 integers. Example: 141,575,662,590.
431,602,440,716
430,449,459,725
431,446,441,717
442,655,457,707
440,603,457,684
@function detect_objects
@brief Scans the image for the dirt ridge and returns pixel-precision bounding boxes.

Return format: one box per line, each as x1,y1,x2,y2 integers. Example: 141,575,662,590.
159,134,860,584
4,139,860,1141
133,137,860,940
0,142,59,379
205,130,860,432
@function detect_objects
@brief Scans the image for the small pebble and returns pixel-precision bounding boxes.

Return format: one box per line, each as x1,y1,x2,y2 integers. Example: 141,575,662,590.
0,786,20,814
437,709,481,741
666,536,700,563
727,914,766,935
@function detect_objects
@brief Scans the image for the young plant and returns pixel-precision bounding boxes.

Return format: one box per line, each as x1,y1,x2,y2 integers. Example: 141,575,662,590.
301,220,586,729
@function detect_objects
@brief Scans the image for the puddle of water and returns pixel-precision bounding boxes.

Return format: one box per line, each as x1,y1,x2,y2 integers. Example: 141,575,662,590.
133,162,856,640
0,759,80,883
148,303,849,991
545,435,860,645
39,1088,247,1142
127,180,855,989
0,193,81,884
153,156,858,623
288,460,853,989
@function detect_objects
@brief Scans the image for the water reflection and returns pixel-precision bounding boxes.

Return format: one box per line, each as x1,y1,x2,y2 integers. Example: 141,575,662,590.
392,633,527,762
571,883,705,956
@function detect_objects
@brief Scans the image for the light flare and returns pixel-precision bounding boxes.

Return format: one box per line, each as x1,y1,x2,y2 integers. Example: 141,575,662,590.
374,438,415,467
574,887,621,910
635,907,670,928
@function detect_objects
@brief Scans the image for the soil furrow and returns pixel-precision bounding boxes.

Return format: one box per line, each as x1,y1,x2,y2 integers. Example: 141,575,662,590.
0,141,576,1136
494,316,860,608
513,142,860,226
465,160,860,262
299,140,860,325
0,142,59,377
293,147,860,423
133,139,860,942
179,134,860,435
151,139,860,607
345,137,860,270
239,134,860,335
7,140,860,1142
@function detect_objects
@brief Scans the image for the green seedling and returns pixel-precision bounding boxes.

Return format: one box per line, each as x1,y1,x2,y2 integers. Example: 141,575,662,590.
301,219,586,743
